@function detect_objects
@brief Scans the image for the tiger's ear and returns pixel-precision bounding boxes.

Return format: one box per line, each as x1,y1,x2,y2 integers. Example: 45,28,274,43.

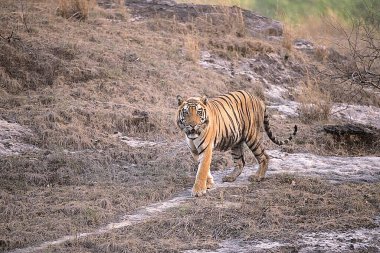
201,95,208,105
177,95,184,106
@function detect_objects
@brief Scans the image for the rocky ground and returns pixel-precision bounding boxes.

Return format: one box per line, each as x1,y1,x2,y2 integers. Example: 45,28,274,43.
1,0,379,252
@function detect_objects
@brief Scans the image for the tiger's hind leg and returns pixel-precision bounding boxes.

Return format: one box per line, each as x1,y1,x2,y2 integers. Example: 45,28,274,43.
247,140,269,182
223,143,245,182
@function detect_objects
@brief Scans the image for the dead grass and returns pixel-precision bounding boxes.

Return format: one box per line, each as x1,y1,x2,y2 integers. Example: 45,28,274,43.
57,0,95,20
277,120,380,156
208,36,274,59
217,5,246,37
47,174,380,252
0,1,379,252
297,77,332,123
281,23,293,51
183,33,200,62
276,12,380,107
0,145,194,251
0,39,63,93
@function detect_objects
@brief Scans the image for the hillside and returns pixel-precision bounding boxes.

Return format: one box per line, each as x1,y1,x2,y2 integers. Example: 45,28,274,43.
1,0,379,252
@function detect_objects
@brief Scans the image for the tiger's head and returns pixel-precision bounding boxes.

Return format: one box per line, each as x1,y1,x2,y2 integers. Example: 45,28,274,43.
176,95,209,140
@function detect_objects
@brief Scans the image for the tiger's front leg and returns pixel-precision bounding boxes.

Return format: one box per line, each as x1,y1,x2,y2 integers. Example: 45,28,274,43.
192,146,213,197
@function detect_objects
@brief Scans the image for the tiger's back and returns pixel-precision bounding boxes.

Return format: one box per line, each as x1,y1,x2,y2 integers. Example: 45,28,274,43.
203,90,266,152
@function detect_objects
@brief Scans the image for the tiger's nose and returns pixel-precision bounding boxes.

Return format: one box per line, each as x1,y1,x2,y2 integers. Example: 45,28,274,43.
189,128,196,134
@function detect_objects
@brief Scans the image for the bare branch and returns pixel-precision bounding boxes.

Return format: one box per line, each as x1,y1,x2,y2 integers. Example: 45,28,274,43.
326,6,380,93
19,0,31,32
0,30,20,43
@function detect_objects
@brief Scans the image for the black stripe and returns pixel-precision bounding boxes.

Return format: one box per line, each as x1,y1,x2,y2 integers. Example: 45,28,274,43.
213,104,221,141
237,90,251,134
252,144,260,153
254,149,265,158
231,152,239,156
219,135,226,150
233,93,246,131
267,131,273,139
197,133,207,149
210,102,222,146
198,144,209,156
248,140,258,150
214,100,237,136
223,94,242,132
225,136,234,150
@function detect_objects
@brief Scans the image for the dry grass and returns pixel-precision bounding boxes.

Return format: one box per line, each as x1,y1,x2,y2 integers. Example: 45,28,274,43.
314,45,329,62
47,174,380,252
217,5,246,37
208,36,274,60
0,145,194,251
297,77,332,123
289,122,380,156
183,33,200,62
0,0,379,252
277,11,346,49
281,23,293,51
57,0,95,20
276,12,380,107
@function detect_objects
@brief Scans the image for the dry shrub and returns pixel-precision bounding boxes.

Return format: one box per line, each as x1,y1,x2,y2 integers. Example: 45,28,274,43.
297,78,332,123
324,10,380,93
93,0,129,21
314,45,329,62
0,68,22,93
31,106,158,150
209,37,273,59
252,82,266,101
276,11,342,49
183,33,200,62
172,1,247,37
57,0,95,20
282,28,293,51
0,41,62,94
273,11,293,50
218,5,246,37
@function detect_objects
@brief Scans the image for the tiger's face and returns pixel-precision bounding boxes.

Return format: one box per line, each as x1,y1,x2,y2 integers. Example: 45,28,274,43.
177,95,209,140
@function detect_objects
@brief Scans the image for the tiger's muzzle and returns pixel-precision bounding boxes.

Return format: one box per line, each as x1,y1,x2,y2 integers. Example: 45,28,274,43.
185,126,200,140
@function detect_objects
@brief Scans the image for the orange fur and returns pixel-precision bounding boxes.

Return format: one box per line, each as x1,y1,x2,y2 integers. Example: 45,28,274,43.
176,90,297,197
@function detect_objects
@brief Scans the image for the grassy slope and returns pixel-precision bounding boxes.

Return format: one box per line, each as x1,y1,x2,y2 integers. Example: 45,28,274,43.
0,0,379,252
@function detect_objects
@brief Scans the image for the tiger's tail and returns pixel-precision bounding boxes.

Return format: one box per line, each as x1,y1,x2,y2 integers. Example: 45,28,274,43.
264,109,297,145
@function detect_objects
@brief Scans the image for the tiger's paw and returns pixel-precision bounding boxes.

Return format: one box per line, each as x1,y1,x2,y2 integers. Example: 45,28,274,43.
206,177,214,189
222,174,237,182
248,174,264,182
192,182,207,197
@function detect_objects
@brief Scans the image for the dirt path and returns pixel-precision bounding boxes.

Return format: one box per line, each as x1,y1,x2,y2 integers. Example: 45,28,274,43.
8,150,380,253
184,222,380,252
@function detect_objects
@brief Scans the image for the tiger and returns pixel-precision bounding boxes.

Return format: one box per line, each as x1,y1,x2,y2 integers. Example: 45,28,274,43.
176,90,297,197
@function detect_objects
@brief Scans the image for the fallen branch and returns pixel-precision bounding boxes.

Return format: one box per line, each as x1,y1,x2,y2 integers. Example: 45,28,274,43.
19,0,31,32
0,30,20,43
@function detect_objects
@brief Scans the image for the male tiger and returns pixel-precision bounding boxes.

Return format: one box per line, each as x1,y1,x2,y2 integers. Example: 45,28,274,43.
176,90,297,197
